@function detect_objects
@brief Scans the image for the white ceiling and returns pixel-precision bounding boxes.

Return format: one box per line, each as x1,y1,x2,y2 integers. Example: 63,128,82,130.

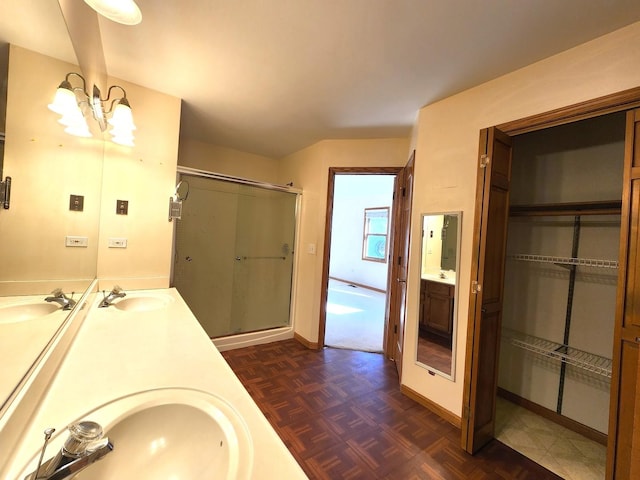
3,1,640,158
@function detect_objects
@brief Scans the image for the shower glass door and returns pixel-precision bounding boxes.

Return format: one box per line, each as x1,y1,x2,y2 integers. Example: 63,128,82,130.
172,174,297,338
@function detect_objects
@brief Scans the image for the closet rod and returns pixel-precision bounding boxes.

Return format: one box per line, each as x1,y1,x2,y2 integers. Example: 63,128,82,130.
509,200,621,217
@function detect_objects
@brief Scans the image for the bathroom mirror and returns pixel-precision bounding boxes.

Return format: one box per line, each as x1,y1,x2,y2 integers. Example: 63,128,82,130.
0,3,103,414
415,212,461,380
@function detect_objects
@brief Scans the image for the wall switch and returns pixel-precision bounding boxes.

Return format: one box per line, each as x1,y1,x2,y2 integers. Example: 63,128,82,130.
116,200,129,215
108,237,127,248
65,236,88,247
307,243,316,255
69,194,84,212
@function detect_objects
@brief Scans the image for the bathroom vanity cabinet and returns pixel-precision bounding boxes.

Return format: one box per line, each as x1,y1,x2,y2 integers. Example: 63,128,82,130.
419,279,454,342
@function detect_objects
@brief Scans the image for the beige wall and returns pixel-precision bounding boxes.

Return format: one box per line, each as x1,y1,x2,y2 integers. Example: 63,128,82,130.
279,138,410,342
403,21,640,418
178,137,280,184
0,46,181,294
97,75,181,289
0,46,103,295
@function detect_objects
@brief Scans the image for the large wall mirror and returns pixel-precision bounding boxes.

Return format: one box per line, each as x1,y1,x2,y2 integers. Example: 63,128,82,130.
416,212,461,380
0,2,104,414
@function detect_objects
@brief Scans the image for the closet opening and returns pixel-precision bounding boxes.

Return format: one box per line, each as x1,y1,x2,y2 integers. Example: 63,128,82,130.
463,88,640,480
495,111,626,479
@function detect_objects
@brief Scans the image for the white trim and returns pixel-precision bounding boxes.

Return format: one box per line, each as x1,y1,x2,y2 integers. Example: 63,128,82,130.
213,326,295,352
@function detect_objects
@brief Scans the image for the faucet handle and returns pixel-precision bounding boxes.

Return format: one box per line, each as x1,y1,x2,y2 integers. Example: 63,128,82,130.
50,288,64,297
63,421,104,457
111,285,123,294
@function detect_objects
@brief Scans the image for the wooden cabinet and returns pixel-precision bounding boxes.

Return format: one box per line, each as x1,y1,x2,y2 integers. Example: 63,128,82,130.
419,279,454,342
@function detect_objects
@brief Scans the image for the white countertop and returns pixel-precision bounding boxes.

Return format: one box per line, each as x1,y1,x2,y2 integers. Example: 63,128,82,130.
4,288,307,479
421,272,456,286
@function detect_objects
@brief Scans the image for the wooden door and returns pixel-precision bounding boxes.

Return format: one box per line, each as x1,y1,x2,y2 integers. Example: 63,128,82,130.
461,127,512,454
388,151,415,377
607,108,640,479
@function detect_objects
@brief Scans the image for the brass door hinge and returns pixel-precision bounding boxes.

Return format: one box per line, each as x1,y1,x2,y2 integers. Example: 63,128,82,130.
471,281,482,294
480,154,490,169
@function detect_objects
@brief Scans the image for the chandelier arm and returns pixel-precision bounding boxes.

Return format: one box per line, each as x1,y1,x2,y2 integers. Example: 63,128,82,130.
65,72,89,97
101,85,128,103
103,98,121,116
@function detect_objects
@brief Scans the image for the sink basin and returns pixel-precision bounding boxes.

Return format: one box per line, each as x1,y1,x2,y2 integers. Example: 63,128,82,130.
0,302,61,323
19,388,253,480
110,293,174,312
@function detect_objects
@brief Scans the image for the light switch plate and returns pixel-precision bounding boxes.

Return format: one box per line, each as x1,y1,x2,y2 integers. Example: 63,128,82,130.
69,194,84,212
108,237,127,248
116,200,128,215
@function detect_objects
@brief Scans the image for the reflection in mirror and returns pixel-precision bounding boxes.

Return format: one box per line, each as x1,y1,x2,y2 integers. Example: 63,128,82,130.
416,212,461,380
0,5,103,415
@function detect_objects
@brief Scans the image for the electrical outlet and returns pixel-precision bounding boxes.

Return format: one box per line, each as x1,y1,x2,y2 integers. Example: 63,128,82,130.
65,236,88,247
108,238,127,248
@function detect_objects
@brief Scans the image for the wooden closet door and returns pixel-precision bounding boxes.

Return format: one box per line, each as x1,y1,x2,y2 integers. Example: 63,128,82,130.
391,150,414,378
608,108,640,479
461,127,512,454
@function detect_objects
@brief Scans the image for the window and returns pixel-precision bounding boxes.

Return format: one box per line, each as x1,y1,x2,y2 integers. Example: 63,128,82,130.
362,207,389,262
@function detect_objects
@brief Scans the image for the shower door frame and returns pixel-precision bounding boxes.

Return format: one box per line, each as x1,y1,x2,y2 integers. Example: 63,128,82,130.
171,166,302,344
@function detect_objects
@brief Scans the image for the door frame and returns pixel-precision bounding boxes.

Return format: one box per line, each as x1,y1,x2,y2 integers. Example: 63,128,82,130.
318,166,403,359
461,86,640,477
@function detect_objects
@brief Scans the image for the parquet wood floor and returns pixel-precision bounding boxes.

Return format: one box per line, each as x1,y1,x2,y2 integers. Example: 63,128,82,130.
222,339,562,480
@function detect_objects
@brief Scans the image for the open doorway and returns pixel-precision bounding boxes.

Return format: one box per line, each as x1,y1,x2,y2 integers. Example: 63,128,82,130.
318,167,404,356
324,175,395,352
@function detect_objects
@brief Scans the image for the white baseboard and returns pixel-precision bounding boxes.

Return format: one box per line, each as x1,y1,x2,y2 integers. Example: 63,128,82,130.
213,326,295,351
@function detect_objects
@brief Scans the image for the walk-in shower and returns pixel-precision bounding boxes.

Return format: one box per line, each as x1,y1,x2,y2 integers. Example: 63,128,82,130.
172,167,299,348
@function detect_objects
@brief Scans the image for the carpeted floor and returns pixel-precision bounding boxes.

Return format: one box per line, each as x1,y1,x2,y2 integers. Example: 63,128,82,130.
324,278,386,352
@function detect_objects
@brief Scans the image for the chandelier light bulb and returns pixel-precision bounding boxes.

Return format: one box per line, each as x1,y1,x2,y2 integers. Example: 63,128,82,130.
48,83,78,115
108,101,136,130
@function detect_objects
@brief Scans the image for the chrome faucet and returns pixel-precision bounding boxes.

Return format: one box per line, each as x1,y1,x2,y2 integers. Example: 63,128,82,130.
25,421,113,480
44,289,76,311
98,285,126,308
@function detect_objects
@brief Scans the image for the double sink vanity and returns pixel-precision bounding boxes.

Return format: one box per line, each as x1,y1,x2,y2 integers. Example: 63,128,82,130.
0,286,306,479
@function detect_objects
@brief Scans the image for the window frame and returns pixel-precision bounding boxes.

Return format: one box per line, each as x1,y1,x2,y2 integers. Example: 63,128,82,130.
362,206,390,263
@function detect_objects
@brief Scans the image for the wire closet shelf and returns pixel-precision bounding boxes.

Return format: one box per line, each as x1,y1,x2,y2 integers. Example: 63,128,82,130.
507,253,619,269
502,328,612,378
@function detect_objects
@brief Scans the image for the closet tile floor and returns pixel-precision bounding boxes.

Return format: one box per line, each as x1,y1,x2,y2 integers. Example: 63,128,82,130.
223,339,561,479
495,397,606,480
